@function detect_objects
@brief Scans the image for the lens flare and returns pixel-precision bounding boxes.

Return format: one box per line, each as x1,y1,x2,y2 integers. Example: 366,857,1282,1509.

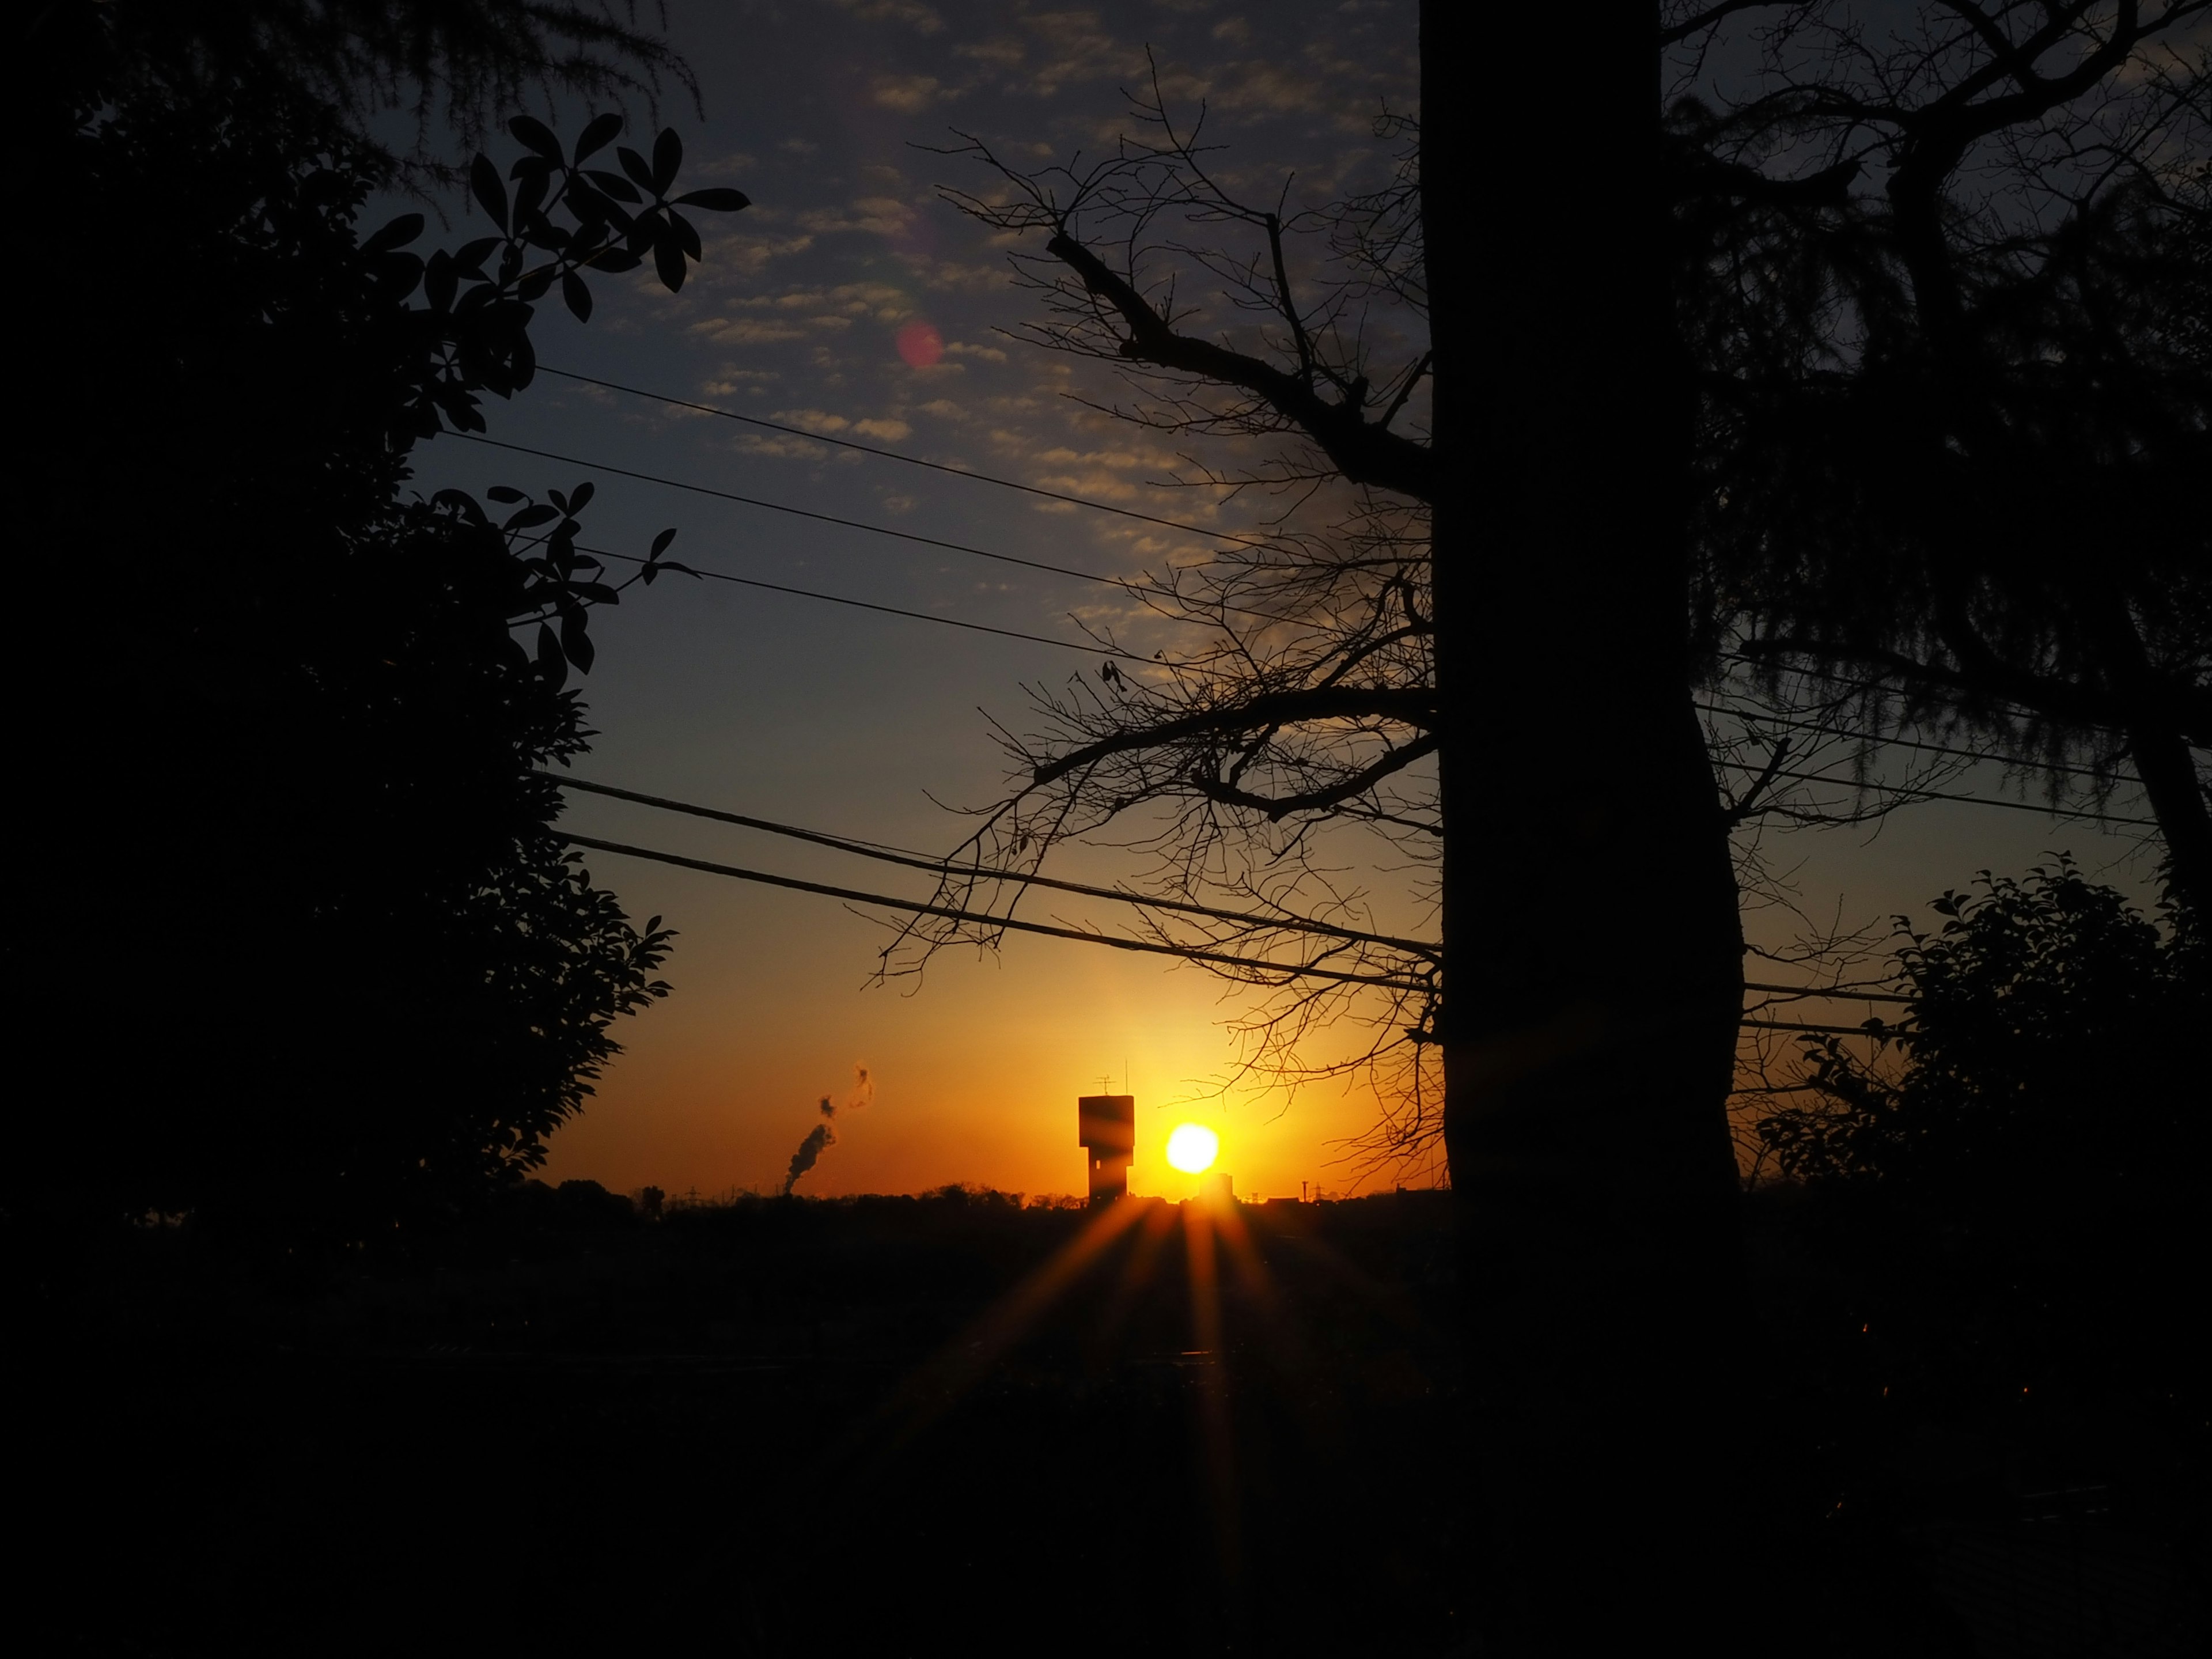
1165,1123,1219,1174
895,320,944,368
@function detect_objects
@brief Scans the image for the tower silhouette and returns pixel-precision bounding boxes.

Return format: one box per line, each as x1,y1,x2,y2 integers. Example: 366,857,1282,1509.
1077,1094,1135,1202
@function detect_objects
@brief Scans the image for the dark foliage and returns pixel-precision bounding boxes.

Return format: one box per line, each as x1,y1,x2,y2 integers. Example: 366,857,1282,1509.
1667,7,2212,908
1759,861,2207,1403
25,0,697,181
6,16,743,1236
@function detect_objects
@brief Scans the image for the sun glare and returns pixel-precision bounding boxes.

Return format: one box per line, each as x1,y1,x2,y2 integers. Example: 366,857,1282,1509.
1165,1123,1219,1175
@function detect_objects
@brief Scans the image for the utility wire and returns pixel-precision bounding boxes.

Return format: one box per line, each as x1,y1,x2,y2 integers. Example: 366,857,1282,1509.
1715,757,2158,827
550,775,1921,989
1724,654,2209,752
574,541,1146,661
538,544,2165,828
460,434,1325,631
1741,1017,1897,1036
560,830,1908,1024
560,832,1431,990
1745,981,1910,1003
1696,700,2136,786
540,364,1290,554
456,430,1134,588
546,771,1440,955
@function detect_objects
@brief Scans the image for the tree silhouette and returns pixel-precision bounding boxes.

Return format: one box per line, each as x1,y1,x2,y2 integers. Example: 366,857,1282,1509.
1676,2,2212,916
910,2,2209,1645
1760,857,2206,1402
9,8,742,1235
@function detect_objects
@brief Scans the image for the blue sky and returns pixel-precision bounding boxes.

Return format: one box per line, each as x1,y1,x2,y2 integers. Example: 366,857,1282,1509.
397,0,2168,1200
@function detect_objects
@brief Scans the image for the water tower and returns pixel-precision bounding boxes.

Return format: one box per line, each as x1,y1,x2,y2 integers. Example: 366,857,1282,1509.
1078,1094,1135,1202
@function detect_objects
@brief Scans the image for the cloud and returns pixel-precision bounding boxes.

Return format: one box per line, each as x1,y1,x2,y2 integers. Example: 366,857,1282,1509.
776,137,820,156
943,340,1008,362
953,36,1025,68
1210,61,1332,118
691,317,808,346
917,399,965,420
835,0,944,32
739,281,916,325
1020,11,1138,97
800,197,919,237
872,74,957,113
704,232,816,276
702,370,781,396
765,410,911,444
770,408,855,434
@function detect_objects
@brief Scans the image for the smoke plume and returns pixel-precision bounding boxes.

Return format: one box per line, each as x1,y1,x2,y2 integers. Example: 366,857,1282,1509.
783,1121,833,1195
781,1066,870,1195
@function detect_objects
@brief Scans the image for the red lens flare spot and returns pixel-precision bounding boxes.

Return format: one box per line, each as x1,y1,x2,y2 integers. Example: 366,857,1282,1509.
896,319,944,368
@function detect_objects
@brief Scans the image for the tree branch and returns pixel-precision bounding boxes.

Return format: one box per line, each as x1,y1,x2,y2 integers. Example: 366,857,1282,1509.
1044,230,1438,501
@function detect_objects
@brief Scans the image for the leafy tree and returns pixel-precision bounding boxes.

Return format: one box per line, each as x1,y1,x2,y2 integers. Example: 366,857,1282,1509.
9,10,743,1234
1760,859,2206,1396
27,0,695,181
1675,3,2212,915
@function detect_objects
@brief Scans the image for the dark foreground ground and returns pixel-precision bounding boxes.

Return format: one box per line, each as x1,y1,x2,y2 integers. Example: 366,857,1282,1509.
6,1185,2203,1656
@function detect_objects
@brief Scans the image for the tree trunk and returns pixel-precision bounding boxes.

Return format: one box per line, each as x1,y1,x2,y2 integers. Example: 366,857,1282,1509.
1425,4,1751,1646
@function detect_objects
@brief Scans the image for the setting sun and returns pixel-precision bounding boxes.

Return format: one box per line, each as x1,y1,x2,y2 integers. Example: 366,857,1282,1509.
1164,1123,1219,1175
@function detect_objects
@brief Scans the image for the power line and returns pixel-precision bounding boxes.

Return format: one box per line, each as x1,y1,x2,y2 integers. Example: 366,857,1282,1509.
1714,757,2158,827
560,832,1431,990
1744,980,1910,1003
460,434,1325,632
454,430,1138,589
1696,700,2136,786
566,825,1912,1021
574,541,1146,661
1741,1017,1896,1036
540,364,1290,554
1724,654,2210,752
547,771,1440,955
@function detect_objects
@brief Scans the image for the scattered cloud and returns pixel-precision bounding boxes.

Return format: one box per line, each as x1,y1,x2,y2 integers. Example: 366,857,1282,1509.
853,418,913,441
691,317,808,346
942,340,1007,362
704,232,816,276
800,197,919,237
953,36,1025,69
871,74,956,113
835,0,945,32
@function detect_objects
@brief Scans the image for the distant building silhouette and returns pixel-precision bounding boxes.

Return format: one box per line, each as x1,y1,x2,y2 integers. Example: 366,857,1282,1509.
1078,1094,1135,1202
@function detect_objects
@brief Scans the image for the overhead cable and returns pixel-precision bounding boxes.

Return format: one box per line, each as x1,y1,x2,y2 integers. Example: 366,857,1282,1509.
1715,757,2158,827
539,364,1291,554
454,430,1133,587
1741,1017,1897,1036
547,771,1440,955
1744,981,1910,1003
560,832,1432,991
1696,699,2137,786
571,541,1147,660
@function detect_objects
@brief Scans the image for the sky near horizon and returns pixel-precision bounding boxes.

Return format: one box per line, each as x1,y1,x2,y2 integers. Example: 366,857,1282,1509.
399,0,2169,1203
